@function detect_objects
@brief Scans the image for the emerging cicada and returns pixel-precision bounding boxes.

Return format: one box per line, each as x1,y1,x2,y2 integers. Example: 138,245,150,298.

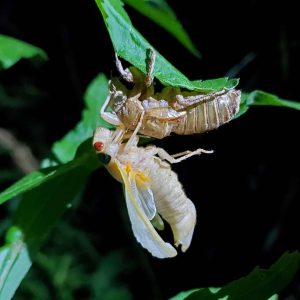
101,50,241,139
93,126,212,258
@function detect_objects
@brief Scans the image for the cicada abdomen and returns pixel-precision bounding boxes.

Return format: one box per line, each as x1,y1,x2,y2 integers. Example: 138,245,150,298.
148,165,196,251
174,89,241,135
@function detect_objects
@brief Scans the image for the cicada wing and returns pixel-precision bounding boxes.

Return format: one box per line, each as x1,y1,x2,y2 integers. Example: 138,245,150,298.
146,107,186,122
116,161,177,258
131,173,156,220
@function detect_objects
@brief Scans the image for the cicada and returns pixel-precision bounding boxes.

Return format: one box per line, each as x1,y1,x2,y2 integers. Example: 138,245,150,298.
101,50,241,139
93,126,212,258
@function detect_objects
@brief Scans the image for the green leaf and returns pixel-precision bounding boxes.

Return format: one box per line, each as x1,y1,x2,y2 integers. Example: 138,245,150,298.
52,73,112,163
0,139,101,299
0,167,57,205
246,90,300,108
237,90,300,118
0,73,106,297
0,162,93,300
0,35,47,70
192,78,239,92
123,0,200,57
171,251,299,300
0,227,31,300
13,164,92,254
0,139,100,206
95,0,237,92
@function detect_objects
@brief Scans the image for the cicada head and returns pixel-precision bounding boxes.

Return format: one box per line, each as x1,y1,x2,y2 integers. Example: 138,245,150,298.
112,90,127,113
93,127,120,163
108,79,129,112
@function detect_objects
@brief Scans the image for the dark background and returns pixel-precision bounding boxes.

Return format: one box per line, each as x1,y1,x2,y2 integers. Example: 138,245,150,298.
1,0,300,299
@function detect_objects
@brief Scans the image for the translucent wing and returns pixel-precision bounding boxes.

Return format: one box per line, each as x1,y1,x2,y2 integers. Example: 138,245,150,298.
131,171,156,220
146,107,186,122
116,161,177,258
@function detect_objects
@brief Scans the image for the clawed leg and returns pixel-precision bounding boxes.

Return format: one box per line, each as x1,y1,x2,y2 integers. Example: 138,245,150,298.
175,89,228,110
100,89,124,126
101,111,122,126
115,49,156,87
115,53,134,82
145,48,156,87
155,147,213,164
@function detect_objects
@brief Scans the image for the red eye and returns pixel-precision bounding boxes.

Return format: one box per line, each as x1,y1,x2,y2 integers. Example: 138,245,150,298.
93,141,104,151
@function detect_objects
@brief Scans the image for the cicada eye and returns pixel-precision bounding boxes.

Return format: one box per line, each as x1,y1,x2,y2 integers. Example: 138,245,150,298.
115,95,124,104
93,141,104,152
114,95,124,106
113,94,126,112
98,153,111,165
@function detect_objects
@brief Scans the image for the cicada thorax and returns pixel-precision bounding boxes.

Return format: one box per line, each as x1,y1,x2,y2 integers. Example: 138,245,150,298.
173,89,241,135
110,75,157,132
136,97,184,139
116,97,143,130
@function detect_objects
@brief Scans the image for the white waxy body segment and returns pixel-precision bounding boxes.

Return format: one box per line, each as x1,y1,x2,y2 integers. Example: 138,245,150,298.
93,127,209,258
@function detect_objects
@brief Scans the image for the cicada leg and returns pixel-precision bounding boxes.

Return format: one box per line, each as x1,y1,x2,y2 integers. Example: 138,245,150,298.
175,89,228,111
154,147,213,164
100,85,124,126
115,53,134,83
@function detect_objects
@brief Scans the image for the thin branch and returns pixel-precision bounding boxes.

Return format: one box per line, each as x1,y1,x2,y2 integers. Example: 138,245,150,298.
0,127,39,173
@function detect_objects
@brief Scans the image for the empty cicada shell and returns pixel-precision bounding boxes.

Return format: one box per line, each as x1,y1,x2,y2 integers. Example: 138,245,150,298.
101,50,241,139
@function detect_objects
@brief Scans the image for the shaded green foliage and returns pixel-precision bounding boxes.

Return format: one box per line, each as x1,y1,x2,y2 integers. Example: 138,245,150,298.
123,0,200,57
14,222,132,300
0,141,100,205
171,252,299,300
0,71,105,298
0,153,97,299
52,74,111,164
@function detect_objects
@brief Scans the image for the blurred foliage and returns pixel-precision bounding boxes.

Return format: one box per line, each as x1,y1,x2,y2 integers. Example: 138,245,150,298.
14,222,133,300
171,252,299,300
52,74,111,164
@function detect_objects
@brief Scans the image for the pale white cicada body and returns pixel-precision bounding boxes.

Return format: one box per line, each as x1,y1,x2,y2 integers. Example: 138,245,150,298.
93,126,212,258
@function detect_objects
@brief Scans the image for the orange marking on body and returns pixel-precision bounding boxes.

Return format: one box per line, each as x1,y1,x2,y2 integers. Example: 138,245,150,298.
124,163,150,186
125,163,132,175
136,171,151,186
